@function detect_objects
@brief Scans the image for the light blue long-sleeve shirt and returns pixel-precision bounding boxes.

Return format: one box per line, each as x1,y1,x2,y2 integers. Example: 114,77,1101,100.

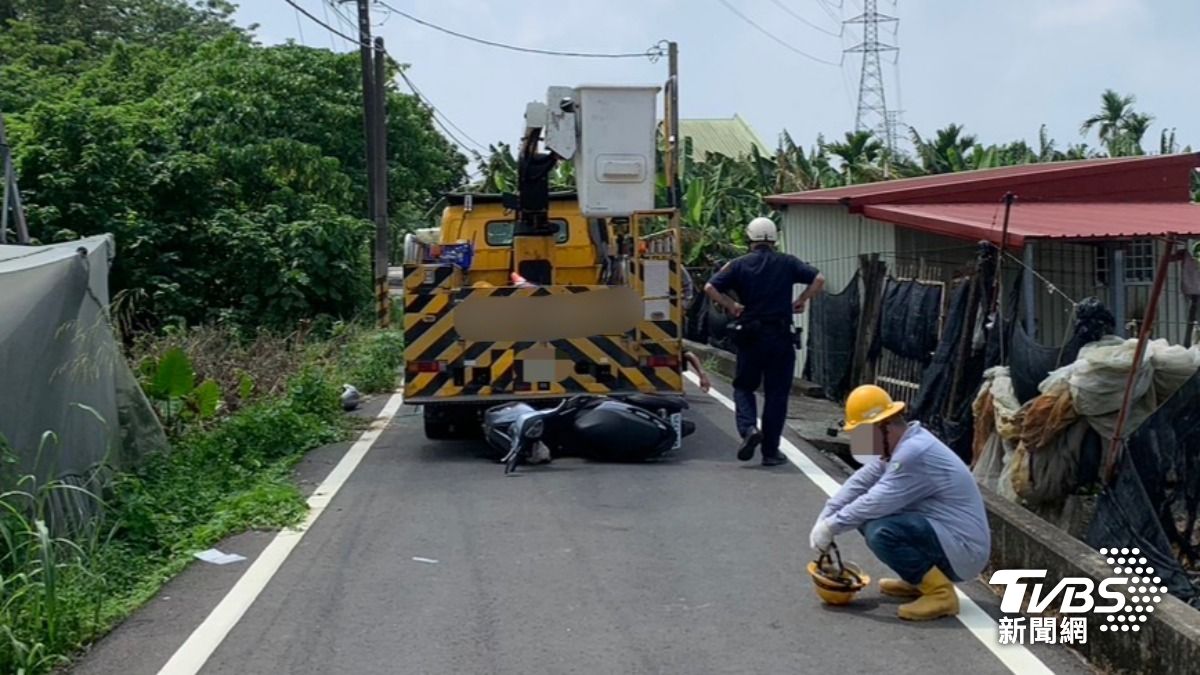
819,422,991,580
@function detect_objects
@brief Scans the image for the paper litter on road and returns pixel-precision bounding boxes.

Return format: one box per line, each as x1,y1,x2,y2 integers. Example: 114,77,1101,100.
412,557,439,564
194,548,247,565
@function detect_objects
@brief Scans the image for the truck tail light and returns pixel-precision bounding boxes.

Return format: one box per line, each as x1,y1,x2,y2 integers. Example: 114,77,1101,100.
642,355,679,368
411,360,443,373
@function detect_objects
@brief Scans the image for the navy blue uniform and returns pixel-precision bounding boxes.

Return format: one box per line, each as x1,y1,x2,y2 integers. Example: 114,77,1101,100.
708,248,820,459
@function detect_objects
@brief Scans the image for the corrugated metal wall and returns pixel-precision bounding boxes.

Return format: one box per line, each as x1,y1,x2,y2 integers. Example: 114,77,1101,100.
779,204,895,377
779,204,1198,381
1121,240,1194,345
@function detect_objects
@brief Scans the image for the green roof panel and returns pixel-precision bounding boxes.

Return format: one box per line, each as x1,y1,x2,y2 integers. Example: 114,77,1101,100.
677,115,770,162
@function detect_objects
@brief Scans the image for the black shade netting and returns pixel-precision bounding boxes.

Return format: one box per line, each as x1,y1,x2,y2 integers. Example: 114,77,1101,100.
873,279,943,363
1111,365,1200,604
804,273,860,401
911,281,971,423
1087,450,1197,606
1010,297,1116,404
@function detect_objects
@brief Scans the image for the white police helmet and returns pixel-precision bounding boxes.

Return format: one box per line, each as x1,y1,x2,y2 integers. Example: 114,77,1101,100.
746,217,778,243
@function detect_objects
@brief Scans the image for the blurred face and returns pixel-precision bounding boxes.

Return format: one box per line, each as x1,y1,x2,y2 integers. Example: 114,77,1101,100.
876,418,908,460
869,423,888,458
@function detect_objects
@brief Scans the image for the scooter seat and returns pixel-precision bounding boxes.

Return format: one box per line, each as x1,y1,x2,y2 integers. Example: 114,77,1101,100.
618,393,689,413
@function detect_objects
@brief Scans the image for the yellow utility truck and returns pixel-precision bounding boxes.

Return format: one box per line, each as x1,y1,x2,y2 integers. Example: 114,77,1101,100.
402,85,686,439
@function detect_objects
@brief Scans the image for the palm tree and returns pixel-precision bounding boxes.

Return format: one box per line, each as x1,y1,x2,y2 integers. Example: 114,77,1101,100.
1161,128,1179,155
1114,112,1154,156
1037,125,1061,163
911,124,977,174
823,130,884,185
1080,90,1138,155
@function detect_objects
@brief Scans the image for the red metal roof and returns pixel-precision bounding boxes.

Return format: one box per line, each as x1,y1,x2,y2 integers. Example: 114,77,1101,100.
765,154,1199,207
861,202,1200,248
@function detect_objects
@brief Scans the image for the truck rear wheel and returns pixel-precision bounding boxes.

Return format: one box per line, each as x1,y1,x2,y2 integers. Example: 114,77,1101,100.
423,404,481,440
424,418,454,440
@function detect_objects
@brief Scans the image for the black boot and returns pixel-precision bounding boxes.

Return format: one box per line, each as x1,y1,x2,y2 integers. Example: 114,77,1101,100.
761,452,788,467
737,429,763,461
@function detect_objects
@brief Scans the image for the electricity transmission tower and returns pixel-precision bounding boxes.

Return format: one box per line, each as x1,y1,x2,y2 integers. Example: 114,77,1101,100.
845,0,899,154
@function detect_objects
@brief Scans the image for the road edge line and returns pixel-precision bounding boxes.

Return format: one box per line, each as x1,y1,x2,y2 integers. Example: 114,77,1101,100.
685,372,1054,675
156,391,406,675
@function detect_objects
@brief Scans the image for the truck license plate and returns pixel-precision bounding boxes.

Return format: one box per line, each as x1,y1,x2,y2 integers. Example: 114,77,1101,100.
671,413,683,450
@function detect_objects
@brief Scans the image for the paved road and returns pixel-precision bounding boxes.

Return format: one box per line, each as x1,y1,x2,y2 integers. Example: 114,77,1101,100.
74,382,1092,675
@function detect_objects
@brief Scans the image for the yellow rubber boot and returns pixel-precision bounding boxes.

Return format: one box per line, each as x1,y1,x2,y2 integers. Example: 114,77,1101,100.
878,578,921,599
897,568,959,621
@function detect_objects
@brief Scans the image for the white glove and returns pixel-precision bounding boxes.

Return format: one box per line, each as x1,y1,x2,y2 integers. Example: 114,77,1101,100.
809,518,834,552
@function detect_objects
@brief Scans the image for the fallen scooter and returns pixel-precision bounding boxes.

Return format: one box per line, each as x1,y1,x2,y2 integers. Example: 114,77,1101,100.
483,394,697,474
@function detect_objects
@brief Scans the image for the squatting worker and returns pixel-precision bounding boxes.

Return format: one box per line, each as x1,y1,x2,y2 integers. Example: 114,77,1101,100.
704,217,824,466
808,385,991,621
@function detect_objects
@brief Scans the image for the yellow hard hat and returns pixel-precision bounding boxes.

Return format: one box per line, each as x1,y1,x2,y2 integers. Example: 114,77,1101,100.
842,384,905,432
806,545,870,606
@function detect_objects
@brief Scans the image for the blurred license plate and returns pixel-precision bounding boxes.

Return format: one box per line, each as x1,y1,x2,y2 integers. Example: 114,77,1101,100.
522,345,557,383
671,413,682,450
523,359,555,383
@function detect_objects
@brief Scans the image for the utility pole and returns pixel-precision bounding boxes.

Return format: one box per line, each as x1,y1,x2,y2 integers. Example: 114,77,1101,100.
666,41,680,209
372,36,390,328
347,0,390,327
351,0,377,224
845,0,899,155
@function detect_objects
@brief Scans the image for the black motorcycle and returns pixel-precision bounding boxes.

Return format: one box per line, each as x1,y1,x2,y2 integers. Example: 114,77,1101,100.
483,393,697,474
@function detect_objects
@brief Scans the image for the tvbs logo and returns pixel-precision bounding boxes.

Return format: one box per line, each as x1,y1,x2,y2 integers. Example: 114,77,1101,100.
989,570,1128,613
989,548,1168,635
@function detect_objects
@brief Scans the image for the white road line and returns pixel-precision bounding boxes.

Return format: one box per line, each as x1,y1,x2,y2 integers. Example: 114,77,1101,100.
157,392,406,675
685,372,1055,675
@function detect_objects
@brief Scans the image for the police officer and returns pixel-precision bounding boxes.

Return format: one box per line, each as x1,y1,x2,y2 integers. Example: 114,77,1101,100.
704,217,824,466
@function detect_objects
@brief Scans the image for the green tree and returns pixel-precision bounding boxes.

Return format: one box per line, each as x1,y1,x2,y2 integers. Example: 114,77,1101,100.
1080,89,1134,148
6,9,466,328
911,124,977,174
0,0,241,52
1080,89,1154,156
823,130,885,185
773,130,838,191
1111,111,1154,156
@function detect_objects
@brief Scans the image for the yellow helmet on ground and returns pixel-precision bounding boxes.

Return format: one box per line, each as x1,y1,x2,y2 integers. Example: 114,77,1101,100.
842,384,905,432
806,545,870,606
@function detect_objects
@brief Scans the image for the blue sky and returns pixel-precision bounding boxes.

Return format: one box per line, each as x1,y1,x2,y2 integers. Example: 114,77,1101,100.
236,0,1197,160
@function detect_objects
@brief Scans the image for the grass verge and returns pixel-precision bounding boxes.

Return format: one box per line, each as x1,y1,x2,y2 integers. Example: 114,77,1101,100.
0,325,403,674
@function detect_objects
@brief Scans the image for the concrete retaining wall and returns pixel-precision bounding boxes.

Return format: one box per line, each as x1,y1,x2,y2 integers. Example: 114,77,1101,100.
687,339,1200,674
985,490,1200,675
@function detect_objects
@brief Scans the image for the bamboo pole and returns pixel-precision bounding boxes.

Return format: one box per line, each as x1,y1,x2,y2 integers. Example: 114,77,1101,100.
1105,238,1176,484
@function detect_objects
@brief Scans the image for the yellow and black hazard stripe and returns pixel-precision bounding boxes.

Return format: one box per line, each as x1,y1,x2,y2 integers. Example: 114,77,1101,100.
633,257,683,342
402,263,460,293
403,280,683,402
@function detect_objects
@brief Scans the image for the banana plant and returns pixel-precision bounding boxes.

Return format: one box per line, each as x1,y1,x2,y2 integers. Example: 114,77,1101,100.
140,347,222,431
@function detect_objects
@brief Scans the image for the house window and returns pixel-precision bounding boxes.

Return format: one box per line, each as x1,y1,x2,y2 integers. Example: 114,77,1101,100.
1094,240,1156,286
1094,246,1109,287
1126,239,1155,284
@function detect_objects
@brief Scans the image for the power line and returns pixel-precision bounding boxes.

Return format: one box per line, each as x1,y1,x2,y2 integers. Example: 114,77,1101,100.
395,68,487,152
814,0,843,22
285,0,363,45
319,1,338,50
716,0,842,66
326,1,359,48
284,0,487,154
375,1,667,60
838,27,856,110
767,0,842,37
293,5,308,45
